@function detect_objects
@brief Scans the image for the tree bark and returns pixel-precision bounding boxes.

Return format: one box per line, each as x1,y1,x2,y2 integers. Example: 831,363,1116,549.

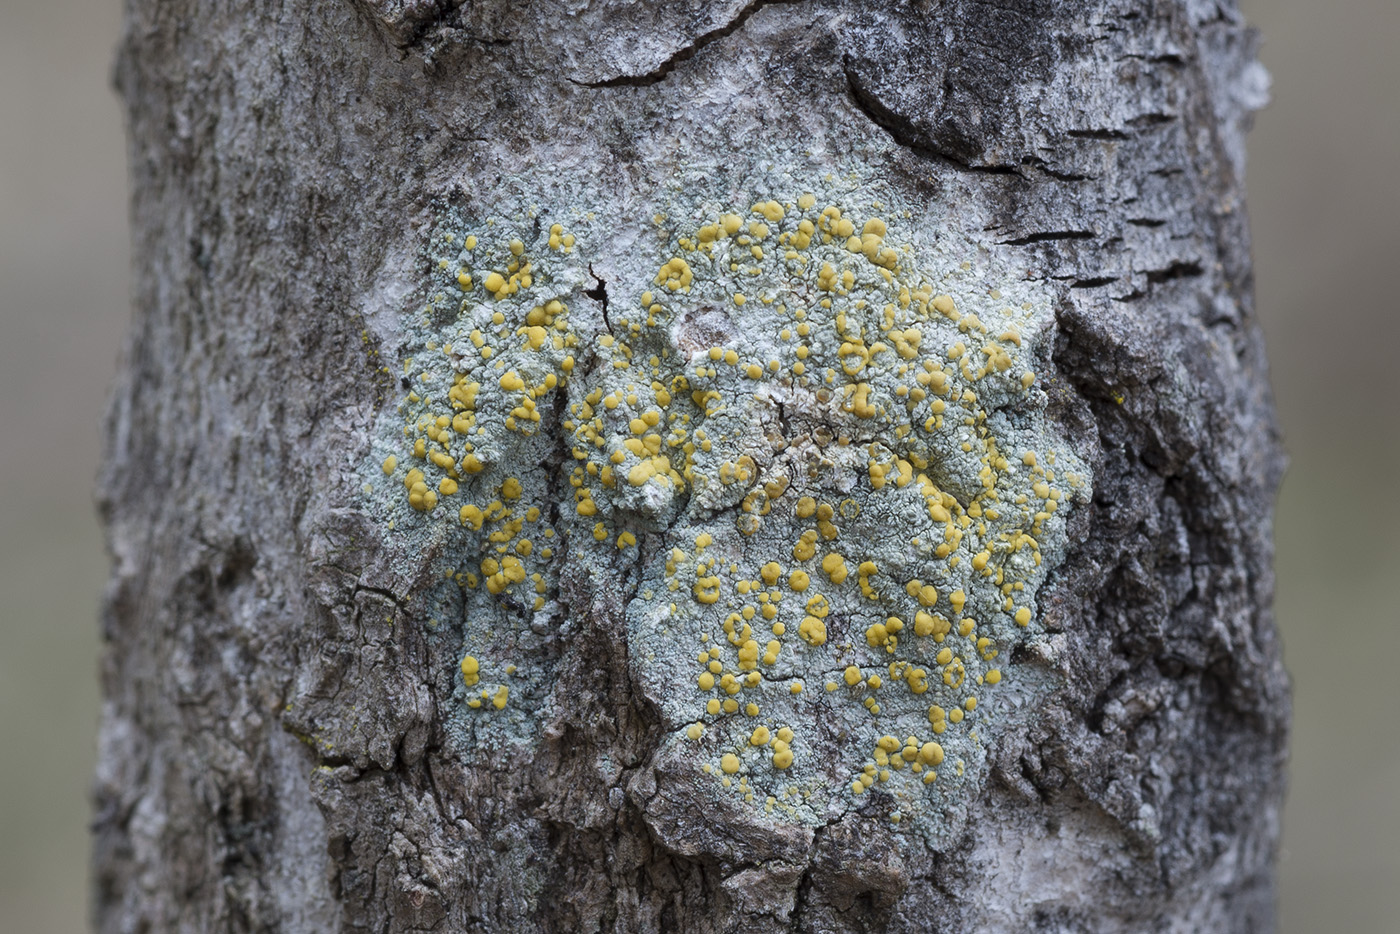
95,1,1286,931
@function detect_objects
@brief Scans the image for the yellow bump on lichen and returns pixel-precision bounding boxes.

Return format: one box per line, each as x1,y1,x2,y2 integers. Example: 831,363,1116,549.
381,455,397,475
796,615,826,646
656,257,694,291
985,669,1002,685
460,655,479,686
687,722,704,740
1015,606,1032,626
721,753,740,774
750,726,771,746
843,665,862,687
821,553,849,584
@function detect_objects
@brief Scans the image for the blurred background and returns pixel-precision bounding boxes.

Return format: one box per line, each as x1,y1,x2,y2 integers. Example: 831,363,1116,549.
0,0,1394,930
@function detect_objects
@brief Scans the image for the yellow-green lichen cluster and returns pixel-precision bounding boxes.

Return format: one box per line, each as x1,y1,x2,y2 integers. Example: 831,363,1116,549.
611,193,1087,832
373,213,589,718
365,180,1089,836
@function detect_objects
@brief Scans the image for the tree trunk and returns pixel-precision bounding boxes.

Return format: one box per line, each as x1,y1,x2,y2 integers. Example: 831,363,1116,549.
95,1,1286,931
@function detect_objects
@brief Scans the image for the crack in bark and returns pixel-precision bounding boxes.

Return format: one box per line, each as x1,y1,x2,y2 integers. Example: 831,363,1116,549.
843,62,1022,177
575,0,801,88
351,582,408,609
1021,155,1092,182
585,266,612,335
1067,127,1131,140
1128,112,1177,129
1145,260,1203,284
1000,230,1097,247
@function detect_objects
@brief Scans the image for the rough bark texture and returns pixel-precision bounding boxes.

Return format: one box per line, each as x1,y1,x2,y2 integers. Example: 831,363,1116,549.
96,1,1286,932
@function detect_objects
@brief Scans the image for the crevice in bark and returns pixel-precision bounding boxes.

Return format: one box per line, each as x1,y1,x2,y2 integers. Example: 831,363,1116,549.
1000,230,1097,246
1128,112,1177,129
842,61,1022,177
1145,260,1204,283
773,399,791,439
574,0,801,88
586,266,612,336
351,582,408,609
1067,127,1131,140
1021,155,1092,182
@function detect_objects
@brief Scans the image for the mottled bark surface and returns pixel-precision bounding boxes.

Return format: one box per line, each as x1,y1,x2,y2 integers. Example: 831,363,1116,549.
96,1,1286,931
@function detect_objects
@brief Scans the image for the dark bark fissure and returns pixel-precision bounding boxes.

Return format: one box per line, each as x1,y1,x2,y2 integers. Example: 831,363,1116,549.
575,0,805,88
1000,230,1098,246
843,63,1025,177
585,266,612,335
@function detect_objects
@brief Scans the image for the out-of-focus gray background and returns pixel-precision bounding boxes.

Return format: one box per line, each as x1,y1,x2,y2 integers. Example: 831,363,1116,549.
0,0,1394,929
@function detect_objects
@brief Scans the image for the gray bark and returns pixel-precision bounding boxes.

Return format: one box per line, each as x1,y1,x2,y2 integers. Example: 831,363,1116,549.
95,1,1286,932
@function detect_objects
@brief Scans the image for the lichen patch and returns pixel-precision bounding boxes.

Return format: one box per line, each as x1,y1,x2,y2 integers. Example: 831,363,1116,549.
361,177,1090,845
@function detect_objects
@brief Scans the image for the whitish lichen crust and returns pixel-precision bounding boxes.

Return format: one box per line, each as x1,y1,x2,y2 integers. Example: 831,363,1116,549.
362,176,1089,844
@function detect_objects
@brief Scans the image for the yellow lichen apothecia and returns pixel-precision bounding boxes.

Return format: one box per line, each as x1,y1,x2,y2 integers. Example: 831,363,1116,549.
367,185,1088,837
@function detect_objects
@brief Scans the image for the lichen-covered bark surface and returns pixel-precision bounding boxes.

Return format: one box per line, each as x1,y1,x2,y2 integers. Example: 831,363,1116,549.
96,0,1286,931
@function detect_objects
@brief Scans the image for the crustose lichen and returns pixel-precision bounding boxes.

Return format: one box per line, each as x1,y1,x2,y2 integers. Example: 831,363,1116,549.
366,182,1089,835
